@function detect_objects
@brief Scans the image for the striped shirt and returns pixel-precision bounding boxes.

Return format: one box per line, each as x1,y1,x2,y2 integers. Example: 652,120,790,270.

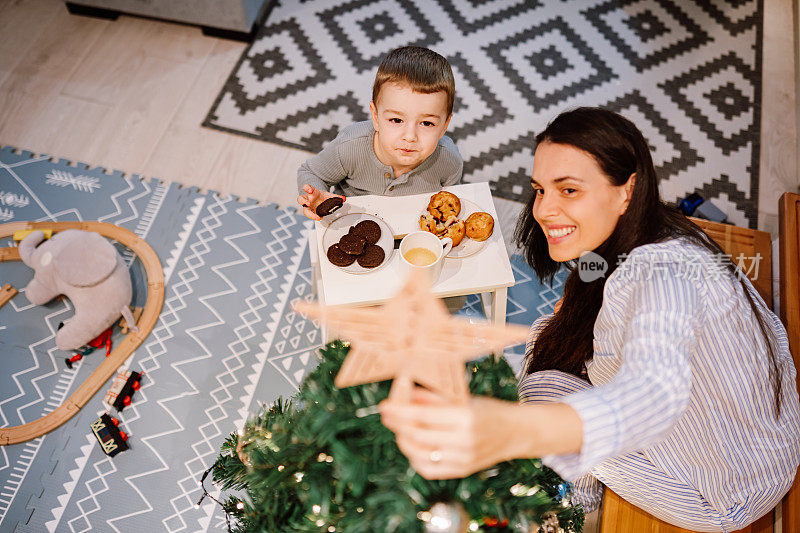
297,121,462,197
519,238,800,529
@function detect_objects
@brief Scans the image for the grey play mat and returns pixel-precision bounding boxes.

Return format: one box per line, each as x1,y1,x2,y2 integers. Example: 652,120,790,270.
0,146,563,532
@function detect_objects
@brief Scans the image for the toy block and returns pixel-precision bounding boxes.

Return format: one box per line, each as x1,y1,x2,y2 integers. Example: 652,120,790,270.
13,229,52,241
0,284,17,309
119,306,143,334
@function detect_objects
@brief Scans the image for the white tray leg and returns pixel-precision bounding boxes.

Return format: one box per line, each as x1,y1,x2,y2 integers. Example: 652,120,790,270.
480,287,507,325
306,227,330,342
492,287,507,326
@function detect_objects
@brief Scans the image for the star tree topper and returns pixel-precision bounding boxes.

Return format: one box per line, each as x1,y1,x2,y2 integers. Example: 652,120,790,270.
294,271,529,403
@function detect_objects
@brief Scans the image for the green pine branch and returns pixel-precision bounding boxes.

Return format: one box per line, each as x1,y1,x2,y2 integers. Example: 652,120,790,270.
212,341,584,532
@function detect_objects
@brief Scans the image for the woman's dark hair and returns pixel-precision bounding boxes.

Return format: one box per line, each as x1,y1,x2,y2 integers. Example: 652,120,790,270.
514,107,782,416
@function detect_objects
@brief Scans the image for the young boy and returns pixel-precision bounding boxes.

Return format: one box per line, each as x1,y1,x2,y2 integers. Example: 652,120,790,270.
297,46,463,221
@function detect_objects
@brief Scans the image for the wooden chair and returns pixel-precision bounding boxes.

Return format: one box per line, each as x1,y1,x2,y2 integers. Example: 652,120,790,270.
779,192,800,533
600,217,775,533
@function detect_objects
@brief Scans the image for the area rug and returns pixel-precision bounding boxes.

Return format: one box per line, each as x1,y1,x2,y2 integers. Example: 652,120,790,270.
0,146,565,532
204,0,763,228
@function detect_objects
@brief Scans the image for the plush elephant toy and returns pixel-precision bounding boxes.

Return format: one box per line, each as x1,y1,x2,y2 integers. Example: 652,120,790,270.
19,229,138,351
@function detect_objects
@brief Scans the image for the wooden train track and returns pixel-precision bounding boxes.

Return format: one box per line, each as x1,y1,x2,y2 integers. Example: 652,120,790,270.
0,284,17,309
0,222,164,445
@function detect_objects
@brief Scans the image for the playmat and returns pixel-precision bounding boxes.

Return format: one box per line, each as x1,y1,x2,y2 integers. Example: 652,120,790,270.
0,146,564,532
205,0,763,227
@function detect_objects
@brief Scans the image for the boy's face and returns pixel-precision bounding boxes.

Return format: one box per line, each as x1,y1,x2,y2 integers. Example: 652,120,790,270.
370,82,452,175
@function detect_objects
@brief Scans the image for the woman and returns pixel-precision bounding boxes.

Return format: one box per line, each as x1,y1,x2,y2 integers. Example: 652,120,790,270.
379,108,800,532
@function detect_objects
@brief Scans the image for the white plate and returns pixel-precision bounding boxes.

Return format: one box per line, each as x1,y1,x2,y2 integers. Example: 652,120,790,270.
322,213,394,274
418,197,490,259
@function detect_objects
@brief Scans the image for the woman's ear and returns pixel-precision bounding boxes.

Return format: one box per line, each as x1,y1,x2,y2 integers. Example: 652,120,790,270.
618,172,636,215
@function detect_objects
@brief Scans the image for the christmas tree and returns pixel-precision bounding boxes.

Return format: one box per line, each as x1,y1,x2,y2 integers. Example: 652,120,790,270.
208,341,584,532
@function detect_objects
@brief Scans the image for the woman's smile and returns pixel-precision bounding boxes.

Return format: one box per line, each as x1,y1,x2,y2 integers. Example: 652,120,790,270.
544,225,576,243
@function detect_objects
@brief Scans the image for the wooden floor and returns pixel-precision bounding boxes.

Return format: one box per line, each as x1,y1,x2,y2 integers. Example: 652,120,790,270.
0,0,309,210
0,0,797,228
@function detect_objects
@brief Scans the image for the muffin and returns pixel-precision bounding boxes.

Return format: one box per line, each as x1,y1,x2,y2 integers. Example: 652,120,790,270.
440,216,465,247
419,213,439,233
427,191,461,221
465,212,494,241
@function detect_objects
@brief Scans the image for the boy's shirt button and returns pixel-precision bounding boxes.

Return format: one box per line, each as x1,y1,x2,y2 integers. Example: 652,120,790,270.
384,172,391,178
389,186,394,191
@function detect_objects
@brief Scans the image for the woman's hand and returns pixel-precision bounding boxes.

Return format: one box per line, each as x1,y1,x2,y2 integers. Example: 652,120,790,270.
296,184,345,221
379,387,521,479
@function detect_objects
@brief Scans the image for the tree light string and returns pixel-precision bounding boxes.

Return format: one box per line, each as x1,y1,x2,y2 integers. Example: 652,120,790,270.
195,461,233,533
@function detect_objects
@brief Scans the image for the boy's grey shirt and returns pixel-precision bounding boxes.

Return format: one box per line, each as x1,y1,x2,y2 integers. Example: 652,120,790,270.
297,121,463,197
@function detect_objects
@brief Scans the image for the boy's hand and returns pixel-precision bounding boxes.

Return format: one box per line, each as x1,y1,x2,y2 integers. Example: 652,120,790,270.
297,185,345,221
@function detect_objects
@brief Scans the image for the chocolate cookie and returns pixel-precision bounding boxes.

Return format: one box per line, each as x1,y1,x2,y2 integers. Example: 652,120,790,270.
352,220,382,244
327,243,356,266
338,233,366,255
356,244,385,268
315,197,344,217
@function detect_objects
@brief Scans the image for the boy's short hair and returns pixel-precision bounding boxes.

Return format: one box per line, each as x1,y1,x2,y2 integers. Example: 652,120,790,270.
372,46,455,117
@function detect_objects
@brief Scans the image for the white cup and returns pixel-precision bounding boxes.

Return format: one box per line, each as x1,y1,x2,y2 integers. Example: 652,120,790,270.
399,231,453,284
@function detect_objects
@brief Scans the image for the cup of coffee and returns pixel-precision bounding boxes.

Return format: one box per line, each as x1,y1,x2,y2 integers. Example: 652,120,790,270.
399,231,453,284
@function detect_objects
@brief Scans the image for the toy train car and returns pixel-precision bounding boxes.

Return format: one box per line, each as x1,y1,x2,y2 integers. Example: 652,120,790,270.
90,413,128,457
104,370,143,411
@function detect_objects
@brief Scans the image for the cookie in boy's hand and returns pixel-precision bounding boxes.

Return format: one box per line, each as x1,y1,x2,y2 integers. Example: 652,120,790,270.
316,197,344,217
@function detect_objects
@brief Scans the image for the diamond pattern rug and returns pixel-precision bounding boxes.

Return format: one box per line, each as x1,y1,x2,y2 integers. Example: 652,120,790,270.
0,146,564,532
204,0,763,228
